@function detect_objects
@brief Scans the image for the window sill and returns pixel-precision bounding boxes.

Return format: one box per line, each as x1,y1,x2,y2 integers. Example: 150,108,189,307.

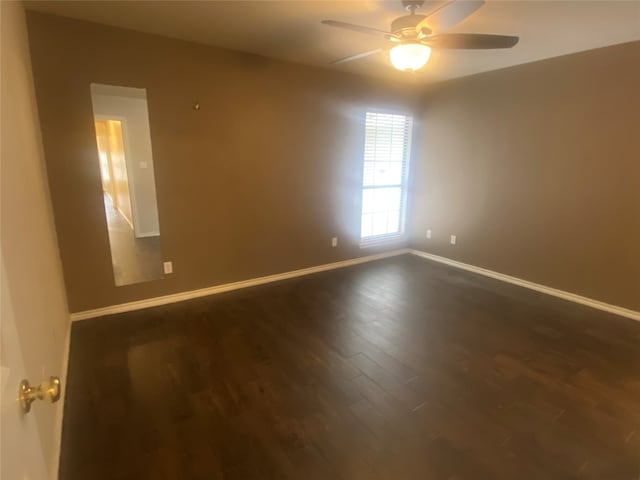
359,234,406,250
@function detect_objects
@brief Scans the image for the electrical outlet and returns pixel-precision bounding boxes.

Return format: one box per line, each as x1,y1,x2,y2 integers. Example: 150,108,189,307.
163,261,173,274
426,229,432,239
450,235,457,245
139,161,148,169
331,237,338,248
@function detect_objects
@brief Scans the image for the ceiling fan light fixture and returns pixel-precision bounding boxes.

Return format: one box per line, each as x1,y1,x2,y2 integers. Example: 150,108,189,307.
389,43,431,71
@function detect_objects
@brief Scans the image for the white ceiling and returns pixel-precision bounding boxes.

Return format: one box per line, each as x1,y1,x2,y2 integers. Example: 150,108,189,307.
26,0,640,84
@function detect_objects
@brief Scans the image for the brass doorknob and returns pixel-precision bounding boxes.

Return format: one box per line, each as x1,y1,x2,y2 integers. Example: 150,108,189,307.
19,376,61,413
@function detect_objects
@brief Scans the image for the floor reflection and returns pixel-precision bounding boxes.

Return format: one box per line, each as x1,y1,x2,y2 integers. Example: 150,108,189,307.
104,192,162,285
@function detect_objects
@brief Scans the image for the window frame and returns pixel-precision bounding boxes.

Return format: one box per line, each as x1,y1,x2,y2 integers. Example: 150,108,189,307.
359,108,414,248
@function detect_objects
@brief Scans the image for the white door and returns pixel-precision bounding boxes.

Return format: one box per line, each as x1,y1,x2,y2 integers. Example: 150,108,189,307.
1,2,70,479
1,259,55,480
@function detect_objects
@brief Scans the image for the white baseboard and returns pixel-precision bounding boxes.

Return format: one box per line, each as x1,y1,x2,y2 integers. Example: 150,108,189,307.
51,322,71,480
116,205,134,230
70,248,411,321
410,249,640,322
71,247,639,323
135,230,160,239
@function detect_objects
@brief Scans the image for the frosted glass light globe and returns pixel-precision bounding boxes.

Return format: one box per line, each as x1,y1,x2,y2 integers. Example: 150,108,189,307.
389,43,432,72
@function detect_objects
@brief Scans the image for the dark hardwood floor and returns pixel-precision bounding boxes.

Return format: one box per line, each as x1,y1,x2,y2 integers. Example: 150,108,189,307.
60,254,640,479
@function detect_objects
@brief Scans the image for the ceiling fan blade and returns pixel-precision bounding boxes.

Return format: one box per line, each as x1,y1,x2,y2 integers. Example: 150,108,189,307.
416,0,485,34
331,49,384,65
425,33,519,49
321,20,393,38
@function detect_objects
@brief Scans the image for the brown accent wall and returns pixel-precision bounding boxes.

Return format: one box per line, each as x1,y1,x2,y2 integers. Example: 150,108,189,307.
410,41,640,311
27,12,419,313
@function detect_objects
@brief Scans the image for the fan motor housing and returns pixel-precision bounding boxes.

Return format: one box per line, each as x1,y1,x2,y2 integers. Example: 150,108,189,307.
391,14,428,37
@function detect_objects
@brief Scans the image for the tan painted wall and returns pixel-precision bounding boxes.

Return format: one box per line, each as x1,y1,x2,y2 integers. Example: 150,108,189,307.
410,41,640,311
1,2,69,478
26,12,419,313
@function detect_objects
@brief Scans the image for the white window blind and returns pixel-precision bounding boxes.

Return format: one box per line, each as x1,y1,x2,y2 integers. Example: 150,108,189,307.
360,111,413,242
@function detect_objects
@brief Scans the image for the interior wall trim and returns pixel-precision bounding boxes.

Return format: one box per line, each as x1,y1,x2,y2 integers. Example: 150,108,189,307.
70,248,411,321
410,249,640,322
135,230,160,239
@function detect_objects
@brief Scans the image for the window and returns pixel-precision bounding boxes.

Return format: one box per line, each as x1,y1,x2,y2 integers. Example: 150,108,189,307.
360,111,413,244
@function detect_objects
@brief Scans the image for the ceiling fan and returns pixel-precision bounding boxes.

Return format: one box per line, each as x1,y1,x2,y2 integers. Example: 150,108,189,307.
321,0,519,72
